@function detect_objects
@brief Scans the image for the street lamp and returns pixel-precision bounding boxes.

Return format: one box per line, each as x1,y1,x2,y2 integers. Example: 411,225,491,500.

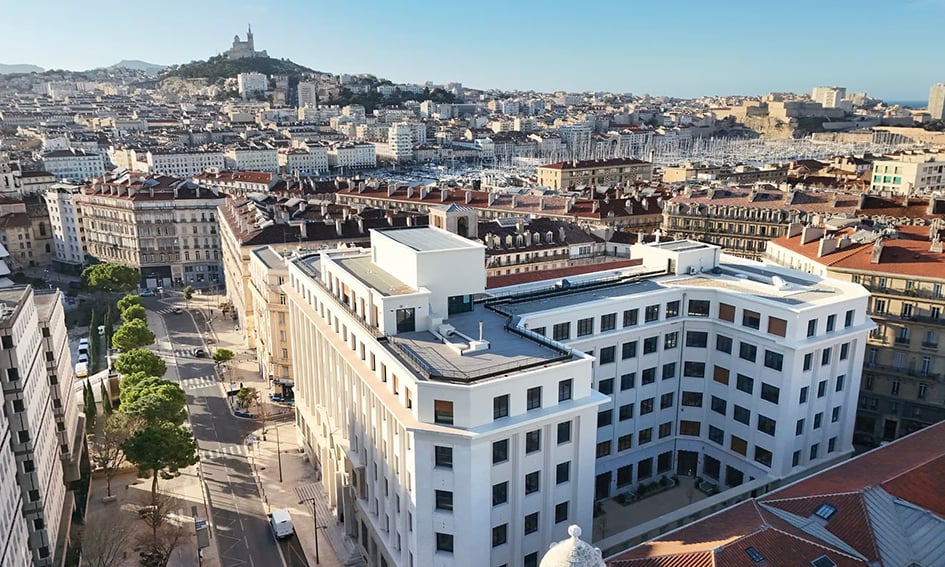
296,484,322,565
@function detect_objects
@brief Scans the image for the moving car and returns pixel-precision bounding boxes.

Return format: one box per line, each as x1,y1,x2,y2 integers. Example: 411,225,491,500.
172,307,183,314
139,289,156,297
192,347,206,358
268,509,294,540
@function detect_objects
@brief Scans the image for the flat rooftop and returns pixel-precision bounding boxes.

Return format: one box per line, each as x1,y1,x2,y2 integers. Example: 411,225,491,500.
250,246,287,270
334,256,415,297
375,226,484,252
389,305,570,383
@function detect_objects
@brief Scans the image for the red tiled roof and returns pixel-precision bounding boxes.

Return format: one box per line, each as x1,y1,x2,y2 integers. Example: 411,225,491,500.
486,259,641,289
539,157,650,171
713,527,865,567
880,453,945,518
763,493,879,562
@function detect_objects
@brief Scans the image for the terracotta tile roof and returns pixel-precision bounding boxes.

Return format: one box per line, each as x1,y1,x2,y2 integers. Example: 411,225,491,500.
539,157,651,171
856,195,944,221
880,453,945,518
486,259,641,289
713,527,865,567
763,493,879,562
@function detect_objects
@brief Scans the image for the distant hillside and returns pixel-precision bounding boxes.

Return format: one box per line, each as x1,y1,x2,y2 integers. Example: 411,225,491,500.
108,60,165,75
0,63,44,74
160,55,314,82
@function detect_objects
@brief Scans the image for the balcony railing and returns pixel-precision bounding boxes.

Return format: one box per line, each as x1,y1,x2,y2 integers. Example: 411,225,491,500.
895,337,910,344
862,283,945,301
922,341,940,349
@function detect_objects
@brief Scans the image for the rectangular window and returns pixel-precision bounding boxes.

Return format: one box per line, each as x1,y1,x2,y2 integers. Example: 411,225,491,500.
619,403,633,421
831,406,841,423
599,345,616,364
711,395,728,415
558,380,572,402
600,313,616,331
760,383,780,404
683,361,706,378
558,421,571,445
597,409,613,427
767,316,787,337
555,502,569,524
736,374,754,395
845,309,854,327
642,368,656,385
757,415,776,436
644,304,660,322
640,398,654,414
807,319,817,337
822,348,831,366
434,446,453,469
754,446,773,468
835,375,845,392
814,412,823,429
527,386,542,410
524,471,540,494
660,392,674,409
620,372,635,390
734,405,750,425
828,437,837,453
713,365,730,385
436,533,453,553
810,443,819,460
577,317,594,337
719,303,735,322
730,435,748,456
826,314,836,332
434,400,454,425
492,440,509,464
796,419,805,435
680,420,701,436
525,430,541,453
492,524,507,547
618,434,632,451
553,322,570,340
793,450,801,467
763,350,783,371
817,380,827,398
494,395,509,419
598,378,613,395
524,512,539,535
643,336,658,354
682,391,703,406
742,309,761,329
664,332,678,349
658,421,672,438
662,362,676,380
638,457,654,479
616,464,633,487
716,334,733,353
800,386,809,404
622,341,637,359
739,342,757,362
623,308,638,327
709,425,724,445
686,331,708,348
803,353,813,371
435,490,453,511
840,343,849,361
556,462,570,484
688,299,710,317
638,428,653,445
666,300,680,318
596,440,612,457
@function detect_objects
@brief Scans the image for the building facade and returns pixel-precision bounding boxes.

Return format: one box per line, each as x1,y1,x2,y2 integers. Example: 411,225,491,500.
41,149,107,182
226,144,279,173
536,158,653,190
287,226,606,567
44,184,88,273
929,82,945,120
145,149,226,178
248,246,292,381
869,152,945,195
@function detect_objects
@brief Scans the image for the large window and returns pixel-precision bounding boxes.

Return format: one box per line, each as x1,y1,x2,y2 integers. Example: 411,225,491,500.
680,421,701,436
623,308,638,327
682,391,703,407
754,446,773,468
644,304,660,322
761,383,780,404
642,367,656,385
730,435,748,456
736,374,754,394
763,350,783,371
616,465,633,487
688,299,710,317
709,425,724,445
597,410,613,428
620,373,635,390
734,405,751,425
713,365,730,385
662,362,676,380
640,398,654,414
577,317,594,337
600,313,616,331
686,331,708,348
683,361,706,378
639,428,653,445
553,322,570,341
716,334,733,354
711,395,727,415
767,316,787,337
622,341,637,359
742,309,761,330
434,400,454,425
757,415,776,436
599,345,616,364
643,336,658,354
666,300,680,318
527,386,542,410
739,342,758,362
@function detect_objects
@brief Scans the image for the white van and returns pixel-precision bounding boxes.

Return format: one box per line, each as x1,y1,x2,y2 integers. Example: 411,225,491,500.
75,362,88,378
268,509,294,540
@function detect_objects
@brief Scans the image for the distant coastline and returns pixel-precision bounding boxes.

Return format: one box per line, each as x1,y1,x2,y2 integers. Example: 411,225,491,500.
885,100,926,109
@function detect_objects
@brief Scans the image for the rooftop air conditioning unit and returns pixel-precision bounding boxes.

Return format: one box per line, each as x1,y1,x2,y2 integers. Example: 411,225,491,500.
688,266,698,275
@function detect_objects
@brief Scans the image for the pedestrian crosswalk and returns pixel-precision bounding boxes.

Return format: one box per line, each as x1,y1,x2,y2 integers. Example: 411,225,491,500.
154,307,184,316
179,375,218,390
199,444,249,461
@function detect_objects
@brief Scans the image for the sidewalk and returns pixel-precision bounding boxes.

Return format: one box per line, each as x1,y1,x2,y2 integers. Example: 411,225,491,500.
194,292,361,567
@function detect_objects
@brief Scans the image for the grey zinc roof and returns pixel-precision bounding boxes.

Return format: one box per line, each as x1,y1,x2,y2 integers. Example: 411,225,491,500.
377,227,482,252
864,486,945,567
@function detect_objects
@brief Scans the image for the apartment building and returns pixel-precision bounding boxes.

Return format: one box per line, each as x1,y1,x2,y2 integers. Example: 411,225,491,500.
869,151,945,194
286,226,606,567
44,184,87,273
328,141,377,170
766,220,945,444
278,147,329,175
225,143,279,173
41,149,107,181
0,286,82,566
494,239,870,501
145,148,226,177
248,246,292,381
77,174,224,288
928,82,945,120
661,187,860,259
237,72,268,99
0,196,54,269
297,81,318,108
536,158,653,190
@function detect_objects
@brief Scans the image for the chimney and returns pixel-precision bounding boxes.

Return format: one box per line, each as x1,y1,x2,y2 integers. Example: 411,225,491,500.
441,189,447,202
357,217,364,234
592,200,599,213
406,215,414,227
515,220,524,234
801,225,824,245
299,221,308,239
408,186,415,199
558,226,567,243
817,236,837,257
488,193,497,206
465,190,473,204
358,181,365,193
388,183,396,197
787,222,803,238
335,218,343,237
871,237,884,263
539,197,544,210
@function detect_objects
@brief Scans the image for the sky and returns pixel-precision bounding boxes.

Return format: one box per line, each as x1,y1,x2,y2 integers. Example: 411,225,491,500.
2,0,943,100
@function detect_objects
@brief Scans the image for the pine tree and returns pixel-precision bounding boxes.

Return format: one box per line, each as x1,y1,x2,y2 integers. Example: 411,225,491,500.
101,382,113,415
84,381,97,433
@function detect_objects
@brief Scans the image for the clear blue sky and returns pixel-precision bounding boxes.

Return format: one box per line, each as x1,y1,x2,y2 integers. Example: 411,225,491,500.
3,0,942,99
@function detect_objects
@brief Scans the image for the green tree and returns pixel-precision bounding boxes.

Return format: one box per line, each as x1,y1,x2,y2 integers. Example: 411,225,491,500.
116,294,142,313
182,285,194,300
120,377,186,426
82,263,140,293
88,412,138,497
235,386,259,411
84,381,97,433
114,349,167,378
101,382,113,415
212,348,234,365
120,304,147,323
119,371,150,391
121,422,199,506
111,319,155,351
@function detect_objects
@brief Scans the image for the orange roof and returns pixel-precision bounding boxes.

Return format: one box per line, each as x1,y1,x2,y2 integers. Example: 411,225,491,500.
486,259,641,289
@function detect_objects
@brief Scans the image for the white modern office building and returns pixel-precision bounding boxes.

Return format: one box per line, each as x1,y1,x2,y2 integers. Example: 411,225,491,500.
41,149,107,181
287,227,607,567
44,183,87,273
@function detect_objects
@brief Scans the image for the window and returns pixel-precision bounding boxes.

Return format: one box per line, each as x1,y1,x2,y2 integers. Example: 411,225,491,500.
688,299,710,317
835,375,845,392
680,420,701,436
796,419,805,435
639,428,653,445
807,319,817,337
525,471,540,494
557,421,571,444
742,309,761,329
660,392,674,409
577,317,594,337
597,410,613,427
828,436,837,453
826,314,836,332
555,501,569,524
754,446,773,468
492,524,507,547
803,353,813,371
494,395,509,419
596,441,611,457
736,374,754,394
711,396,727,415
662,362,676,380
844,309,854,327
599,346,615,364
434,446,453,468
831,406,841,423
492,482,508,506
434,400,453,425
642,368,656,385
618,434,632,451
814,412,823,429
719,302,735,322
641,397,654,414
734,405,750,425
619,403,633,421
686,331,708,348
739,342,757,362
709,425,724,445
730,435,748,456
810,443,819,460
683,361,706,378
524,512,539,535
919,383,928,399
527,387,542,410
644,304,660,322
558,380,572,402
682,391,703,407
761,383,780,404
436,532,453,553
493,440,509,464
525,430,541,453
664,332,678,349
642,336,657,354
623,308,638,327
556,461,570,484
891,380,900,396
767,316,787,337
598,378,613,395
525,553,539,567
622,341,637,359
616,465,633,487
716,334,733,354
666,300,680,318
800,386,809,404
553,322,570,340
713,365,730,385
435,490,453,511
658,422,672,438
792,451,801,467
764,350,783,371
601,313,616,331
757,415,776,436
817,380,827,398
620,372,635,390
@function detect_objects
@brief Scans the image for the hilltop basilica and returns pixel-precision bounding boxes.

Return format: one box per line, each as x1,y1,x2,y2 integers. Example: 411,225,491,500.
226,25,268,60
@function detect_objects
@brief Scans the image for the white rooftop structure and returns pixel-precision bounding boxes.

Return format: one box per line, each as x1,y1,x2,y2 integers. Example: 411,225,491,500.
540,525,606,567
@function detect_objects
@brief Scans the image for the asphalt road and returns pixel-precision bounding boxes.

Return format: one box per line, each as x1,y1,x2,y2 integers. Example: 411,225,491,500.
151,299,300,567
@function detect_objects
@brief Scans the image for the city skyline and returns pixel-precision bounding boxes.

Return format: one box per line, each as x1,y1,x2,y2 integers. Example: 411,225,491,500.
3,0,943,100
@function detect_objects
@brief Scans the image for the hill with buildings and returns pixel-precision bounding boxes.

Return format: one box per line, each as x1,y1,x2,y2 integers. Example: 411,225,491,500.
159,54,314,83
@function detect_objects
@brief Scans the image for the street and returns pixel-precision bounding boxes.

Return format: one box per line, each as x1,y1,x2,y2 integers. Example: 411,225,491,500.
150,297,299,567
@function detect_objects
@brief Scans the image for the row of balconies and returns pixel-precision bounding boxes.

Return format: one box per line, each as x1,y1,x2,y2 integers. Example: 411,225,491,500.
862,283,945,301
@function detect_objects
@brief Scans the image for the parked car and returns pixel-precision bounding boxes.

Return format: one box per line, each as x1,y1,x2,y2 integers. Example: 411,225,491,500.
77,353,89,364
78,338,89,348
75,362,88,378
192,348,206,358
139,289,156,297
268,509,294,540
